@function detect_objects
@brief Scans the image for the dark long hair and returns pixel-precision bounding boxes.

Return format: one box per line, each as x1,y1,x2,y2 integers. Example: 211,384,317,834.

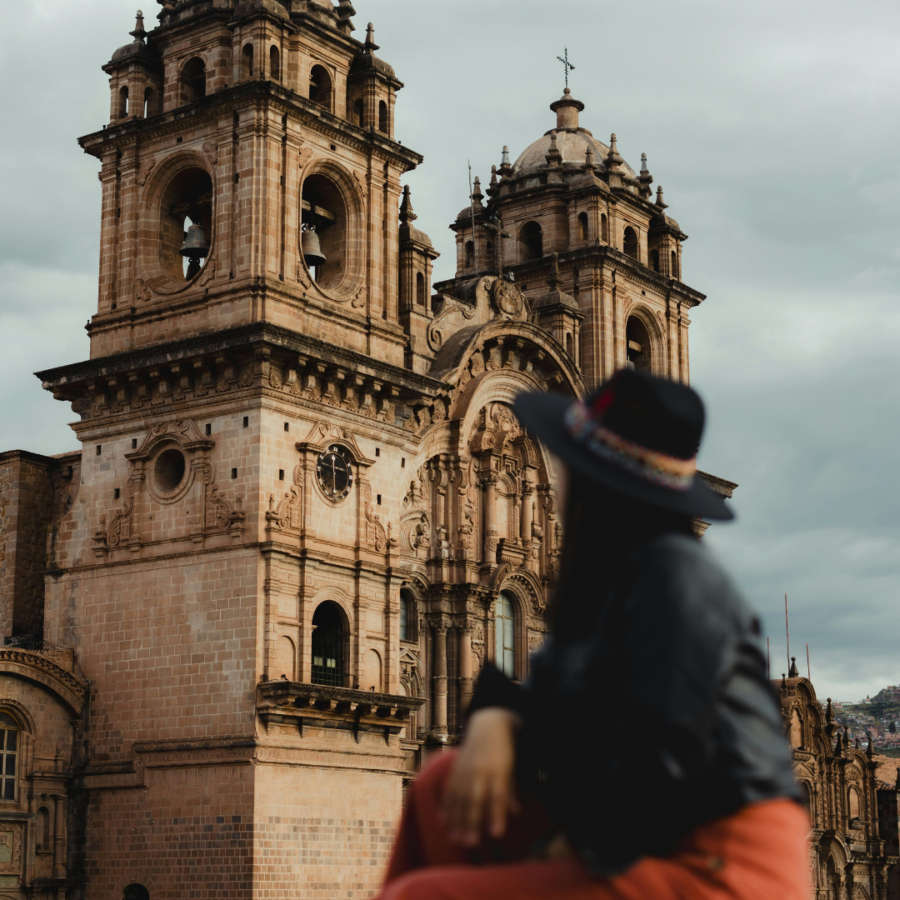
551,475,696,639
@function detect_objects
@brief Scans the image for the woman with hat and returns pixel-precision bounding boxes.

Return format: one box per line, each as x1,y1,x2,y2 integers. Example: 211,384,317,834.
376,370,809,900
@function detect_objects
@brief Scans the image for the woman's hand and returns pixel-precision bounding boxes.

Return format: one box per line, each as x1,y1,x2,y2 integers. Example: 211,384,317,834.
440,707,522,846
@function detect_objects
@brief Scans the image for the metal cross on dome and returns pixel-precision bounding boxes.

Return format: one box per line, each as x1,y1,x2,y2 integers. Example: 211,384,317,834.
557,47,575,89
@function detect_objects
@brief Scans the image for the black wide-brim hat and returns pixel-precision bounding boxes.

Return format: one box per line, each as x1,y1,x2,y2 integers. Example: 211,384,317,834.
514,369,734,521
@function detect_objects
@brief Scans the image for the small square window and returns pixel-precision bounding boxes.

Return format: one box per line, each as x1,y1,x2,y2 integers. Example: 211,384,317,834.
131,438,138,449
279,470,285,481
96,445,102,456
206,424,212,436
375,448,380,457
284,423,289,432
377,494,382,505
231,468,238,480
114,488,120,500
401,458,406,468
243,417,249,428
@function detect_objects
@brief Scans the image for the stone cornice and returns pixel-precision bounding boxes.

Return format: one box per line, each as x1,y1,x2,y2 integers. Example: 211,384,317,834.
697,471,738,499
79,80,423,171
37,322,445,398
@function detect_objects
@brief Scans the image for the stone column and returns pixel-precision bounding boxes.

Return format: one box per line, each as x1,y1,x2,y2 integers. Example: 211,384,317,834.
458,627,474,715
52,795,66,878
520,483,534,545
482,472,497,562
433,624,448,735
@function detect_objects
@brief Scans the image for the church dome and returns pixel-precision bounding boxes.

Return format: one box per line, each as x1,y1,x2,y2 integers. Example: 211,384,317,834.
511,90,637,180
512,130,635,179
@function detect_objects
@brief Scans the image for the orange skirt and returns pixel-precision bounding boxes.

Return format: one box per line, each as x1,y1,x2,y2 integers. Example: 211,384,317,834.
378,752,811,900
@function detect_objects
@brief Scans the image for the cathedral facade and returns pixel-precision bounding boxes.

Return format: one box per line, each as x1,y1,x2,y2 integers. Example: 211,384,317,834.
777,670,900,899
0,1,732,898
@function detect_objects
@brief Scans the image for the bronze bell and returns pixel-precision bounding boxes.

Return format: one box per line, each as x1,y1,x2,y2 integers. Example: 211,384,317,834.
179,223,210,260
302,225,326,268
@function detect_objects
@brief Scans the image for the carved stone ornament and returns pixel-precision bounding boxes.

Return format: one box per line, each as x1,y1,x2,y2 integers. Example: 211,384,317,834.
137,157,156,186
0,824,23,876
492,278,524,319
134,278,152,303
298,146,314,170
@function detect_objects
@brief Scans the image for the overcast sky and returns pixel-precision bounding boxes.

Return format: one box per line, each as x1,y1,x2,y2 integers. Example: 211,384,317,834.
2,0,899,703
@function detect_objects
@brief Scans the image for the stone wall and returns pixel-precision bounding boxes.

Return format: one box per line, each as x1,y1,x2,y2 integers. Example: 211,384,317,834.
0,451,62,642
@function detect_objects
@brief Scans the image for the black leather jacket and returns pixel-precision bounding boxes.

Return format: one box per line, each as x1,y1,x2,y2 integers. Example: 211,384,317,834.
469,533,800,877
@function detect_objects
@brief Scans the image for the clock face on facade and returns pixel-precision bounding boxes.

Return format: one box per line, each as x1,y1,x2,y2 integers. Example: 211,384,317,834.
316,445,354,501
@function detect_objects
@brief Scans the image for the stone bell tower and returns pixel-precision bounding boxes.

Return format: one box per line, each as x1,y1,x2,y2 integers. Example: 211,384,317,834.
34,2,450,897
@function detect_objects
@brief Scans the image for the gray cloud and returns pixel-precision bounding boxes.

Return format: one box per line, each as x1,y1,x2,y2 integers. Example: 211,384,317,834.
2,0,899,701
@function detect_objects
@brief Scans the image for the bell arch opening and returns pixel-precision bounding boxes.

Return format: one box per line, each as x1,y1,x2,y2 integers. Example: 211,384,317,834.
378,100,388,133
520,221,543,262
623,225,639,260
310,65,333,109
601,213,609,243
124,885,150,900
269,45,280,81
241,44,254,80
301,173,349,290
352,98,364,127
118,85,129,119
159,166,213,284
577,212,589,242
416,272,426,307
626,316,652,373
181,57,206,104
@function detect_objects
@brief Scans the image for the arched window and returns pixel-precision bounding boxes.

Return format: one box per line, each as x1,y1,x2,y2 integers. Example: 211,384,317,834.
118,85,129,119
269,45,280,81
0,712,19,801
520,221,543,262
601,213,609,243
309,65,332,109
848,787,861,821
182,57,206,104
626,316,652,373
378,100,388,134
241,44,254,80
464,240,474,269
36,807,50,851
143,87,156,119
650,248,660,272
495,592,516,678
565,333,573,358
416,272,426,307
353,98,364,128
577,212,589,242
671,249,679,279
124,885,150,900
399,588,416,642
623,225,639,260
312,602,344,687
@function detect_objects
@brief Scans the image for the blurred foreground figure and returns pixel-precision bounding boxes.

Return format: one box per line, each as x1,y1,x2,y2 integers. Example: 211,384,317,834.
376,370,810,900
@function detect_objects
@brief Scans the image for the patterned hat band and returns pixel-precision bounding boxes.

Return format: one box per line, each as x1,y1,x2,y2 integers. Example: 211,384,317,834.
564,401,697,491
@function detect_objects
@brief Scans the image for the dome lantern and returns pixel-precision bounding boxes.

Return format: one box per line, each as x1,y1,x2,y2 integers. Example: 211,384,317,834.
549,88,584,132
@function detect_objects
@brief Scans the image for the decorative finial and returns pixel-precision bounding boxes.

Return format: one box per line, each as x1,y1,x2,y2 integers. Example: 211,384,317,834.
500,145,512,177
130,9,147,42
866,732,874,758
364,23,379,54
488,164,499,194
843,726,850,749
638,152,653,199
548,252,561,290
788,657,799,678
337,0,357,22
584,145,597,173
855,735,860,750
655,186,668,209
546,130,562,167
606,133,623,172
826,698,833,723
556,47,575,89
781,673,787,689
399,185,417,225
471,176,484,207
834,732,842,757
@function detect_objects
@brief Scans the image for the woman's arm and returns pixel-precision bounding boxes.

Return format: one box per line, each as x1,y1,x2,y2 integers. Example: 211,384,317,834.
440,706,523,846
